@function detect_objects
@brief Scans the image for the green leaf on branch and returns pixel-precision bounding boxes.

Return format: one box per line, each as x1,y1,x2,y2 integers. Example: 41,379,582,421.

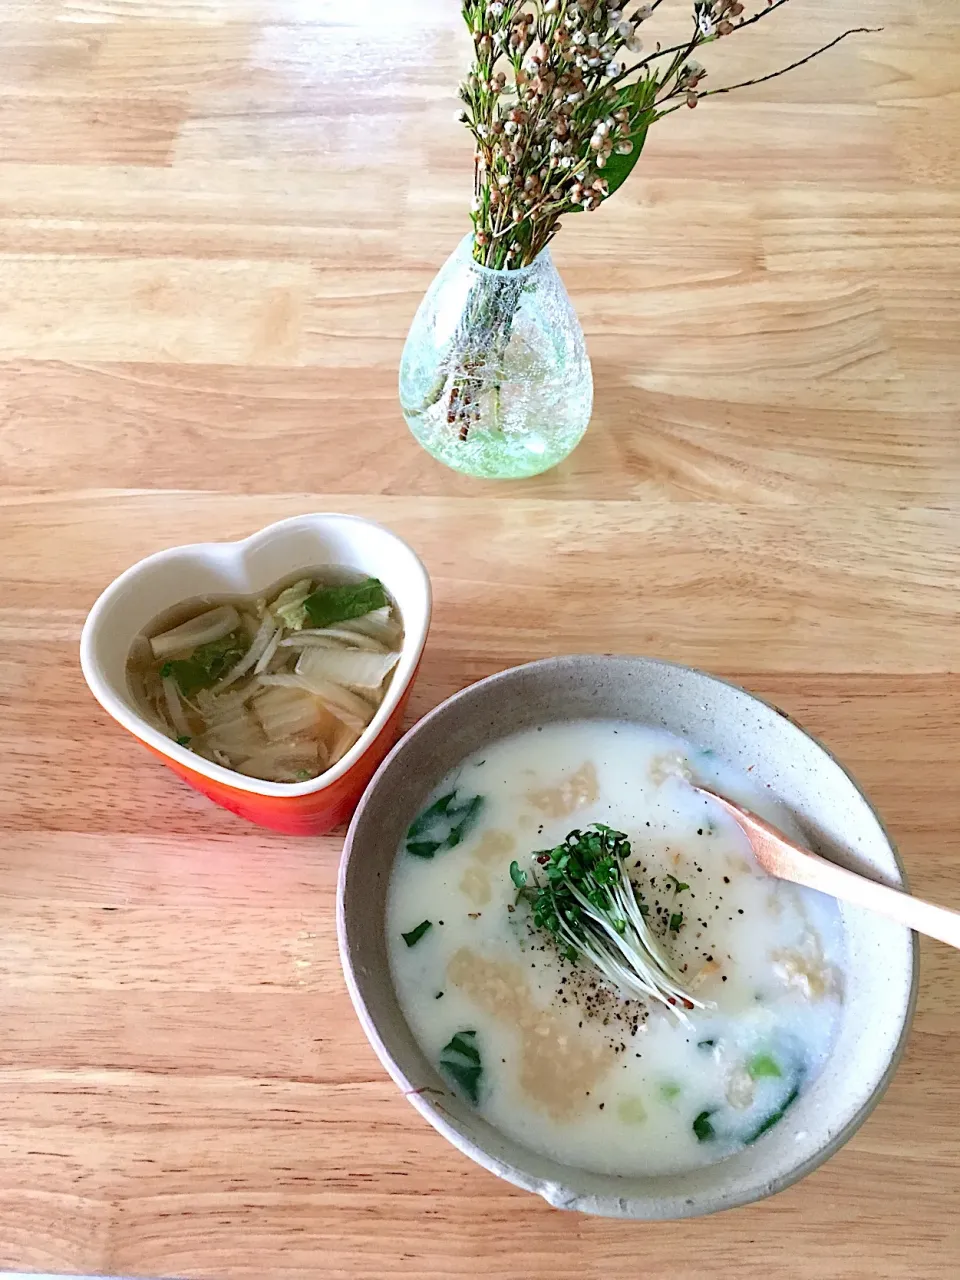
565,77,658,213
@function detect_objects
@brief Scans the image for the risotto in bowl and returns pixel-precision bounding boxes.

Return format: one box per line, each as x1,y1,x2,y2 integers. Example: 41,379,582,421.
337,656,917,1218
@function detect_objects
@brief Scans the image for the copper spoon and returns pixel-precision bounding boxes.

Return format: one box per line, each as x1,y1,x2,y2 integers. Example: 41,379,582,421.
694,784,960,950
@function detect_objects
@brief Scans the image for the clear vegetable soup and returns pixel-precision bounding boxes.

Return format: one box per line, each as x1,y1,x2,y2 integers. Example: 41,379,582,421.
127,569,403,784
387,721,845,1176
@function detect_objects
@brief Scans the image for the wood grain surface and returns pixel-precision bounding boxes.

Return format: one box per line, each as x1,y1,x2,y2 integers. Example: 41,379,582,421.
1,0,958,1276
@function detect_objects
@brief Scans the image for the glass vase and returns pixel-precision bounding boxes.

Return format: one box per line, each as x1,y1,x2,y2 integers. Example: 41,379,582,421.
399,236,593,479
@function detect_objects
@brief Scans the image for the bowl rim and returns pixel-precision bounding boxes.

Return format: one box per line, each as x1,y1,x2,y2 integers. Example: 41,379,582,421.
79,512,432,799
337,654,920,1219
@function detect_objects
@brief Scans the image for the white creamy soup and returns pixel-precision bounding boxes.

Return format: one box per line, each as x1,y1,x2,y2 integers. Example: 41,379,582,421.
387,721,845,1177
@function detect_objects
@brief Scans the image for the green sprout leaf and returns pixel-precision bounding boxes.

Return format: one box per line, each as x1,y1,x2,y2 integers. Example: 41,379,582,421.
509,860,527,889
513,825,699,1015
668,912,684,933
665,874,690,894
401,920,432,948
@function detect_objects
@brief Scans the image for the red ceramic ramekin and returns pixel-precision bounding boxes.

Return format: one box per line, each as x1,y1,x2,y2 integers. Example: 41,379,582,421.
80,513,431,835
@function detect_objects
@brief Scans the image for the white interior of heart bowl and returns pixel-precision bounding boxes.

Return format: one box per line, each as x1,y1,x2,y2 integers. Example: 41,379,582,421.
80,513,431,798
338,656,917,1219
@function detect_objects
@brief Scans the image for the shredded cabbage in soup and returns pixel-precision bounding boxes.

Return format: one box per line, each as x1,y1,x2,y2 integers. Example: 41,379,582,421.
127,572,403,783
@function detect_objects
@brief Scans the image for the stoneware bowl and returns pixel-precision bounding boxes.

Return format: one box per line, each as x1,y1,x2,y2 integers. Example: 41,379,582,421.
80,513,431,836
337,655,917,1219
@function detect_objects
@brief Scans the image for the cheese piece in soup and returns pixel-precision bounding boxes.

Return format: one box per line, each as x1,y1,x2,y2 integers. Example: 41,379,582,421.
387,721,845,1177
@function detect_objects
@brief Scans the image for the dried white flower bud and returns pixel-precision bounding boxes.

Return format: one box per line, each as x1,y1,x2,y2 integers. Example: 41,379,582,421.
606,60,622,77
615,139,634,154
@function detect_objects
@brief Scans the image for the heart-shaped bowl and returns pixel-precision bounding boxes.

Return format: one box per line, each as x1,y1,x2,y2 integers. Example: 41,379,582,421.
80,513,431,835
338,656,918,1218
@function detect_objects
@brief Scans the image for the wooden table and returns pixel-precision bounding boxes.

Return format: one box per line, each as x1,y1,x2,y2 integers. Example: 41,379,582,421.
1,1,958,1276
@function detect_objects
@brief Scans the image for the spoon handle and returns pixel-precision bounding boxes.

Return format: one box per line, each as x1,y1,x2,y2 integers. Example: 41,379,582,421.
696,787,960,951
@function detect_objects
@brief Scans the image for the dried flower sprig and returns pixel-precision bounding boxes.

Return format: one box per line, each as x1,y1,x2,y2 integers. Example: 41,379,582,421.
460,0,878,270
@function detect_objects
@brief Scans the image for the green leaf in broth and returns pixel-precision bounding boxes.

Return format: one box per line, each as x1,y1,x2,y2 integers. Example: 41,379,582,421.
439,1030,483,1104
617,1096,647,1124
408,791,458,839
447,794,485,847
303,577,388,628
693,1110,716,1142
442,1031,481,1065
744,1083,801,1144
401,920,432,948
748,1053,783,1080
660,1082,682,1101
406,790,485,857
160,631,247,697
668,911,684,933
406,840,443,859
441,1058,482,1104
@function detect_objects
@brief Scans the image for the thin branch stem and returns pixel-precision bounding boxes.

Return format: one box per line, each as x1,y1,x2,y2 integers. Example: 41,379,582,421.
612,31,711,88
696,27,881,102
615,0,806,88
723,0,794,38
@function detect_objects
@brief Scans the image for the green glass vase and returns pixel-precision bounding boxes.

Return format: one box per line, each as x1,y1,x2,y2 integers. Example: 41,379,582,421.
399,236,593,479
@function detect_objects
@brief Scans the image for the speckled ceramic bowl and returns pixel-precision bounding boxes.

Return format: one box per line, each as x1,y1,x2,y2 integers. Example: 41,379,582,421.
337,656,917,1219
